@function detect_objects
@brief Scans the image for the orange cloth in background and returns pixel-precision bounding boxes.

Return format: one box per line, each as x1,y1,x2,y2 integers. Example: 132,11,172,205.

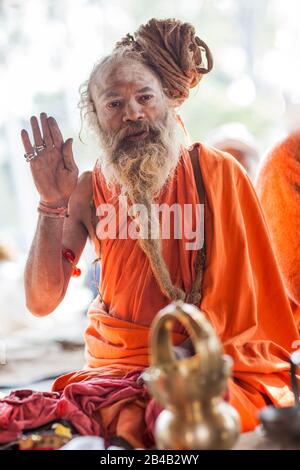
53,142,300,442
256,131,300,330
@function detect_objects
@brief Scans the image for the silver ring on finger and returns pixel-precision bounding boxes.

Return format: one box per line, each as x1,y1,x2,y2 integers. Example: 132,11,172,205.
34,143,46,154
24,152,36,162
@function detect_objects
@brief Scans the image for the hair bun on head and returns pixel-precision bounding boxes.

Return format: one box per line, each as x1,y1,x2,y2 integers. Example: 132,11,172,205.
116,18,213,107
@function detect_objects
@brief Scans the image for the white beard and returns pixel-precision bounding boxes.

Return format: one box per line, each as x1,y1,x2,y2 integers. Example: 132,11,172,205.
96,109,182,201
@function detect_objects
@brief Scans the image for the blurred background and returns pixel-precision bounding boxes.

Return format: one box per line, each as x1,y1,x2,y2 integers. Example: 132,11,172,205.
0,0,300,390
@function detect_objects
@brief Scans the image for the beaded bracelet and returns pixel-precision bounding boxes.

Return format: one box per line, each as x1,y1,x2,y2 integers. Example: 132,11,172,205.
62,248,81,277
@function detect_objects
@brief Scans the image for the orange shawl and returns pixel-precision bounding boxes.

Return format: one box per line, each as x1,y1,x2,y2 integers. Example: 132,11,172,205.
53,143,300,434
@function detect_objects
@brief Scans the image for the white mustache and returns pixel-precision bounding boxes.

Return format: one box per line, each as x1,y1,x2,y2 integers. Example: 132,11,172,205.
96,109,182,198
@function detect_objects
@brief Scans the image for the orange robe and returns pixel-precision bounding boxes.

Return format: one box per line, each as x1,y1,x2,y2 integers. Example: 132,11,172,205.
53,142,300,447
256,131,300,330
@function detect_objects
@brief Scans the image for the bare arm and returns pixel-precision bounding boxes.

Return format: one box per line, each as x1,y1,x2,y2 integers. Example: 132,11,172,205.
21,113,92,316
24,183,89,316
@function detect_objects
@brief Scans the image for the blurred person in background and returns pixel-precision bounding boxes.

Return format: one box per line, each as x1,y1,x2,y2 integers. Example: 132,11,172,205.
256,130,300,333
0,240,31,336
206,122,260,182
1,18,299,449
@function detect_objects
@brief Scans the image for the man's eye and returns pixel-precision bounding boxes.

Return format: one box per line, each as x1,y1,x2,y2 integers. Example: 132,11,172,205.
139,95,153,103
107,101,122,109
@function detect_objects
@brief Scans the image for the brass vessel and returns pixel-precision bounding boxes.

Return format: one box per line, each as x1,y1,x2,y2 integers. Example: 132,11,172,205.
142,301,240,450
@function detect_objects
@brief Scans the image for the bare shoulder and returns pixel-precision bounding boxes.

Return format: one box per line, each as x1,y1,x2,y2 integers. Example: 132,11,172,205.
69,171,92,212
75,170,93,197
68,171,95,238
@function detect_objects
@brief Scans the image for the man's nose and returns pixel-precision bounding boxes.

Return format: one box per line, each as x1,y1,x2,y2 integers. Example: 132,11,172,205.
122,100,144,123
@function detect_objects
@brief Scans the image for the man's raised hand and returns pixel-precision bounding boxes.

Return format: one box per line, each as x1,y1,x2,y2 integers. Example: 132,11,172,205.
21,112,79,206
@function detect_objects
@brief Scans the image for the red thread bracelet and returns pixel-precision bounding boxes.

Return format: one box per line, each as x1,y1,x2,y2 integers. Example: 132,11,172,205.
38,201,69,218
62,248,81,277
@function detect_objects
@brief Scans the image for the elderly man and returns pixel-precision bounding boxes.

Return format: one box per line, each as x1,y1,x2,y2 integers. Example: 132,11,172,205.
11,18,299,448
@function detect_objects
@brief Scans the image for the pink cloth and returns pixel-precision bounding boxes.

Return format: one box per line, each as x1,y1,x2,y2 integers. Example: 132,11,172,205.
0,371,162,446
